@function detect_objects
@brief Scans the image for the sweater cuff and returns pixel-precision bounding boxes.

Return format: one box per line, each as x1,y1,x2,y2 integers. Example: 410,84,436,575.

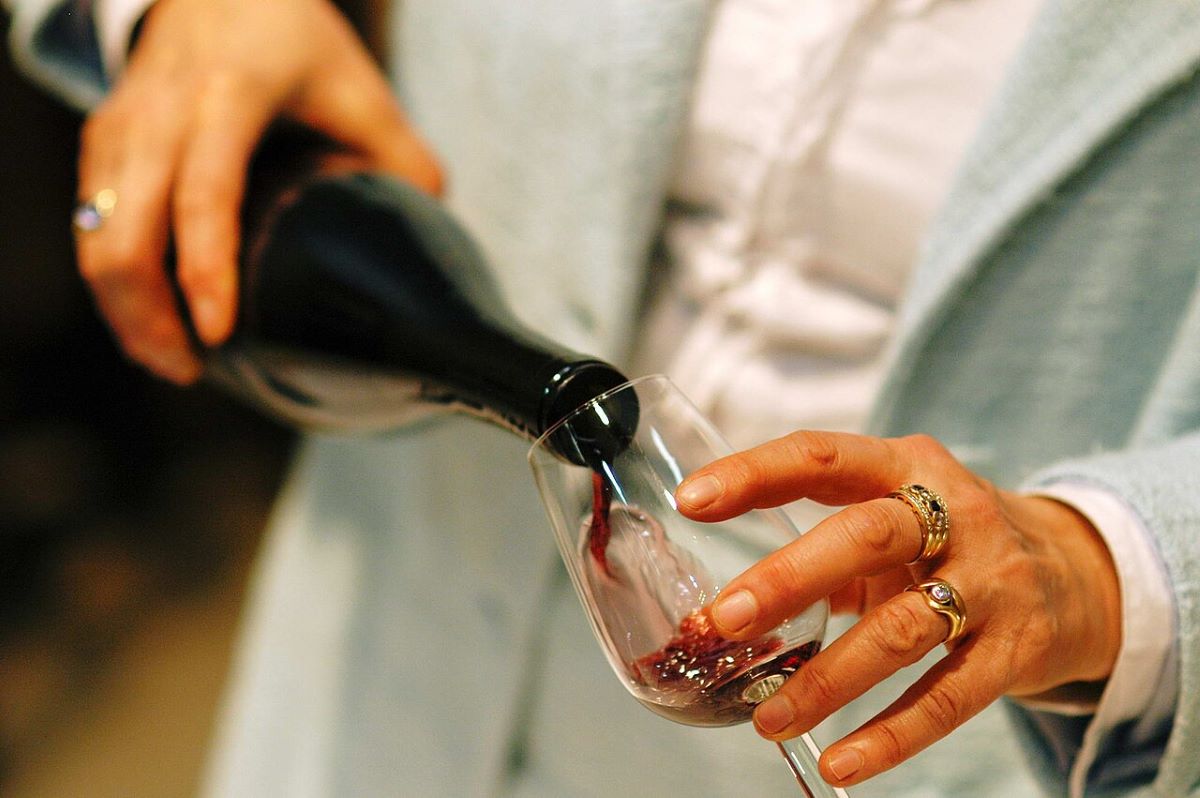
1024,481,1178,798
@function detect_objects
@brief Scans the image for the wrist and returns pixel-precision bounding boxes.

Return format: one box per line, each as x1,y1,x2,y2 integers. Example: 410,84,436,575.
1042,496,1122,686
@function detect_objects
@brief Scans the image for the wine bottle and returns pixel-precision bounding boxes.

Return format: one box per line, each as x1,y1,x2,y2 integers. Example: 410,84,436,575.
203,137,637,467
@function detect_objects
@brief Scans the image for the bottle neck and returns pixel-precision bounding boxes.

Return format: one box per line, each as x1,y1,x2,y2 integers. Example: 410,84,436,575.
225,169,634,460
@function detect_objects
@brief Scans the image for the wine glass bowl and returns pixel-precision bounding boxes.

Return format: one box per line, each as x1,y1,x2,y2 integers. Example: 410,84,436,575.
530,375,843,795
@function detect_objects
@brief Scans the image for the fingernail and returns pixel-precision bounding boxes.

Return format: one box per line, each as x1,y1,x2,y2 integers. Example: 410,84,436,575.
826,747,865,781
754,695,794,734
712,590,758,633
677,474,722,509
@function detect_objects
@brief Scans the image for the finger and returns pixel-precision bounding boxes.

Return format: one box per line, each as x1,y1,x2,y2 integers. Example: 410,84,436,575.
827,569,914,616
173,75,281,345
677,430,936,521
86,273,202,384
301,78,444,195
750,590,951,742
814,637,1005,786
709,498,923,638
76,101,202,383
290,16,444,195
78,99,123,195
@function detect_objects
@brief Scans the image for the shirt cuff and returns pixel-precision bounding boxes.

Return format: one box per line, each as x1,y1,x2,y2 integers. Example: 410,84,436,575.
1028,481,1178,798
94,0,158,79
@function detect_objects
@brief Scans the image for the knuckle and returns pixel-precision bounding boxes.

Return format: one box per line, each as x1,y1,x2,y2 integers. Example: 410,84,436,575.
194,69,274,124
958,484,1003,528
918,682,967,735
793,659,841,708
847,501,906,557
174,174,241,225
726,456,765,493
871,719,909,767
199,68,257,105
784,430,841,473
110,306,154,345
872,600,931,660
107,236,156,276
138,311,184,352
117,313,182,365
173,182,217,219
175,263,217,298
717,452,775,502
185,259,232,306
134,87,174,119
980,499,1009,532
759,552,809,606
79,241,153,285
899,433,948,459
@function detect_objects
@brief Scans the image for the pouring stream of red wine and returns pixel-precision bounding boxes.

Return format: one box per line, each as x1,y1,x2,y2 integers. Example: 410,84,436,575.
587,472,615,578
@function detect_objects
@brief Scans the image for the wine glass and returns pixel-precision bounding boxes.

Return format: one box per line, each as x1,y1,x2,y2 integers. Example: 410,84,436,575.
529,375,848,797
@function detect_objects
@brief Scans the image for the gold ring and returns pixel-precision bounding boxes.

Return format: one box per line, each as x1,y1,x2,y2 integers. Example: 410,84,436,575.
72,188,117,232
888,483,950,563
906,579,966,642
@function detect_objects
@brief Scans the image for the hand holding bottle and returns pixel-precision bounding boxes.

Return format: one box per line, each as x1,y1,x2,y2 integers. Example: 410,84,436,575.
73,0,443,384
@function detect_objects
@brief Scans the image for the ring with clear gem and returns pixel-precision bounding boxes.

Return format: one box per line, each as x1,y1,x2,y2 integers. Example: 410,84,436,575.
906,578,966,642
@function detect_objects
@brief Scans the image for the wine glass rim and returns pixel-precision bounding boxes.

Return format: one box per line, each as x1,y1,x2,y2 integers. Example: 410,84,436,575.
527,372,670,460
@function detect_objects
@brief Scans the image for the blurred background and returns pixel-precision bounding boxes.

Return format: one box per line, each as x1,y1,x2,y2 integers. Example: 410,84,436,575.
0,3,383,794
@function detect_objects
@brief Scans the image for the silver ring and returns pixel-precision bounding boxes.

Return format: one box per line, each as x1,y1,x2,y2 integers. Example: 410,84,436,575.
72,188,117,232
888,483,950,563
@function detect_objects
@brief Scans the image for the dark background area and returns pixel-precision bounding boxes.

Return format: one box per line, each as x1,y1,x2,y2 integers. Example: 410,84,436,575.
0,2,387,793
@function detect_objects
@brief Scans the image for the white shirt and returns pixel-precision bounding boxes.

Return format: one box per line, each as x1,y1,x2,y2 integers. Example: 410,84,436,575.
644,1,1177,795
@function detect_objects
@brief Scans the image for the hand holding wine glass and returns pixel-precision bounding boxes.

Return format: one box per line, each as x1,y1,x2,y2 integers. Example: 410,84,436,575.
674,430,1122,788
530,376,847,797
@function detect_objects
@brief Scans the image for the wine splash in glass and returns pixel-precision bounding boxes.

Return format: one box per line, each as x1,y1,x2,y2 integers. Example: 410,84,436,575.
530,375,848,797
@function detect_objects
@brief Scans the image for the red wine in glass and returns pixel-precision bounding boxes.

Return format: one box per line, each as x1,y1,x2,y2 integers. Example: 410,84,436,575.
631,610,821,726
583,472,822,726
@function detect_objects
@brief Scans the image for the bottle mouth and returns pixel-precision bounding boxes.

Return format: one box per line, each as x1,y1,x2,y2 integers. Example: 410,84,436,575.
532,373,661,468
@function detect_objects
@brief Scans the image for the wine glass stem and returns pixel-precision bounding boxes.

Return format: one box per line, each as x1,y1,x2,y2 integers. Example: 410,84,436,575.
777,734,850,798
